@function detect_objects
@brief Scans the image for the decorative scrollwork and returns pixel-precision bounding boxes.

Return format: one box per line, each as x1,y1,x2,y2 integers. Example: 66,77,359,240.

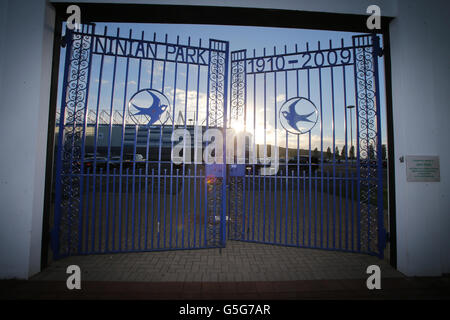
59,29,93,256
353,35,382,255
207,41,227,128
230,50,246,121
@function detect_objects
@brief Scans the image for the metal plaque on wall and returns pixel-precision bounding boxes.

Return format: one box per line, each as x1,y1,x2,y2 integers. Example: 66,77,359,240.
406,156,440,182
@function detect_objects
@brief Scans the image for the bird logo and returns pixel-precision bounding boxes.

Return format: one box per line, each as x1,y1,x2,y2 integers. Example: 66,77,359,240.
279,97,319,134
128,89,170,126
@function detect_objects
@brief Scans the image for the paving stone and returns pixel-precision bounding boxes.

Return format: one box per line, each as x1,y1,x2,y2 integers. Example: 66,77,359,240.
33,242,403,282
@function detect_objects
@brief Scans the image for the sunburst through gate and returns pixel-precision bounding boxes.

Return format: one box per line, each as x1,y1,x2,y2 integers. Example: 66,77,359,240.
52,24,386,259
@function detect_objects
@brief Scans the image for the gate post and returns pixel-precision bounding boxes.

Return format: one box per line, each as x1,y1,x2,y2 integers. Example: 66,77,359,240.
53,25,94,258
371,34,387,258
352,34,386,257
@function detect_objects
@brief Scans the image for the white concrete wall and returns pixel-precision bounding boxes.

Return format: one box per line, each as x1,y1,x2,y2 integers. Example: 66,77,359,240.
390,0,450,276
0,0,448,279
0,0,54,279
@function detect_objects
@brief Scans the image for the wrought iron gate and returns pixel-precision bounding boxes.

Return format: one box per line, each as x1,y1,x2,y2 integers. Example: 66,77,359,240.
52,25,386,259
228,34,386,258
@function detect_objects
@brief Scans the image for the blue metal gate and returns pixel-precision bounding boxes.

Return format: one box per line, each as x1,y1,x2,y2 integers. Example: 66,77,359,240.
228,34,386,258
52,25,385,259
52,25,228,258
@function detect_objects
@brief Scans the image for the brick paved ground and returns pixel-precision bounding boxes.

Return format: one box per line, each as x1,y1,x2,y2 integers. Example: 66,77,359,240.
3,242,450,300
31,241,401,282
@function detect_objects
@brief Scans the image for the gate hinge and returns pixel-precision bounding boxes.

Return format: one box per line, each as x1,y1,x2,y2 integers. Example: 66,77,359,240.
60,35,68,48
377,47,384,57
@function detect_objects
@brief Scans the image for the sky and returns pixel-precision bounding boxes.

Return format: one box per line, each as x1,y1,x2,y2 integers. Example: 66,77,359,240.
57,22,387,157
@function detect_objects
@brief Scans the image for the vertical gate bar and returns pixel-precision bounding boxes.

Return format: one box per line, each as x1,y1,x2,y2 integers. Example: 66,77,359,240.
291,170,294,245
135,31,149,251
144,129,150,250
77,25,96,255
131,126,138,250
222,41,230,248
279,174,283,244
273,46,278,244
193,39,202,248
339,171,343,249
252,157,256,241
308,132,312,247
306,43,312,247
181,151,185,248
146,34,156,250
296,65,300,247
175,169,180,247
303,170,306,247
124,168,129,249
285,136,288,246
98,169,103,252
111,168,116,251
284,49,288,246
104,25,115,253
150,168,154,249
319,42,325,249
89,154,97,252
169,36,180,249
296,136,300,247
124,30,133,251
185,39,192,248
203,170,207,246
351,171,355,251
213,176,217,244
203,39,211,248
327,170,330,248
314,168,318,247
331,61,337,250
137,169,142,250
89,25,102,252
243,53,248,242
163,169,167,248
372,34,385,258
258,176,261,241
187,169,192,247
342,38,350,251
113,28,124,252
84,169,90,253
89,168,97,253
157,34,169,250
247,172,251,240
117,27,130,252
